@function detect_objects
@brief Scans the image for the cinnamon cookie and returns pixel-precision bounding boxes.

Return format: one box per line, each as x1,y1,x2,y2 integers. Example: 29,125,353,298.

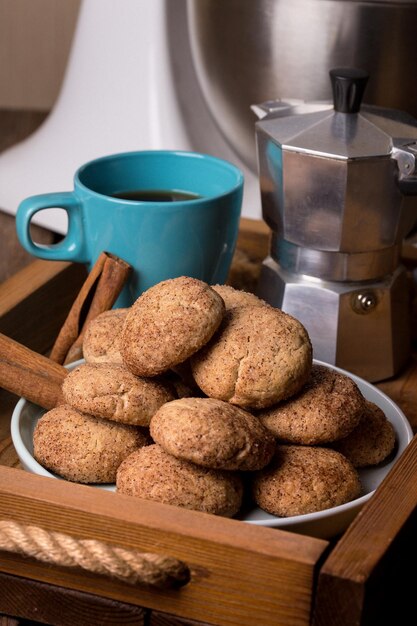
191,305,312,409
62,362,175,426
211,284,267,310
83,308,129,364
258,364,365,444
150,397,275,471
33,405,147,483
332,400,396,467
251,445,361,517
121,277,225,376
116,444,243,517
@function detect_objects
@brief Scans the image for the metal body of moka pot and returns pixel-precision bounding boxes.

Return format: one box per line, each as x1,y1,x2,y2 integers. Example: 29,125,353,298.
254,68,417,382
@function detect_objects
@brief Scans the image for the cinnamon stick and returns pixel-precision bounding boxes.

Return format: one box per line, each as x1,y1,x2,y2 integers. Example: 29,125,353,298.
0,333,67,409
49,252,131,365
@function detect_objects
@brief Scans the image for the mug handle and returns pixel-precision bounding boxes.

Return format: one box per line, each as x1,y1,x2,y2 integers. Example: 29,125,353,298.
16,192,89,263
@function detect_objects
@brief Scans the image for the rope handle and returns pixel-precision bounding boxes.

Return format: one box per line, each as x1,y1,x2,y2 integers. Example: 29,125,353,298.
0,519,190,589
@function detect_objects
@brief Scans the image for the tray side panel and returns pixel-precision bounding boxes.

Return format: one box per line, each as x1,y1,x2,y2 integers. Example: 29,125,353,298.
313,434,417,626
0,466,328,626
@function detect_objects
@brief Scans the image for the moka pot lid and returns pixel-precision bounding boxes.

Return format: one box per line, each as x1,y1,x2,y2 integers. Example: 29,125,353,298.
254,68,417,160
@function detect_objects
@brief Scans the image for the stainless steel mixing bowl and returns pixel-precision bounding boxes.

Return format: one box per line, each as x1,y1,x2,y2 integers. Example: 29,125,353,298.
187,0,417,171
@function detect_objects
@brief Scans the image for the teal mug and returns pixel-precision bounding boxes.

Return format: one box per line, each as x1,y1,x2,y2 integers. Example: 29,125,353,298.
16,150,244,306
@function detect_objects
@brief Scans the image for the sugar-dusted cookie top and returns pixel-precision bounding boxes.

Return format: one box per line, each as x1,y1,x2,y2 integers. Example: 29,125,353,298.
121,277,225,376
62,362,175,426
258,364,365,444
33,405,147,483
83,308,129,364
191,305,312,409
211,284,267,310
150,397,275,471
332,400,396,467
251,444,361,517
116,444,243,517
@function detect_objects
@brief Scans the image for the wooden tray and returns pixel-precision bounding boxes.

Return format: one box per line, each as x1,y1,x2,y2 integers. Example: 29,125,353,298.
0,218,416,626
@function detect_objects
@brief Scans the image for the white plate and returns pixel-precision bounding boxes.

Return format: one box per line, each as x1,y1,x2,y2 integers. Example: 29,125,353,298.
11,359,413,538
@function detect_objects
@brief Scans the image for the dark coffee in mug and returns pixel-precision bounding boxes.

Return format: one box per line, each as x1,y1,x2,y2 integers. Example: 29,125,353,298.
111,189,201,202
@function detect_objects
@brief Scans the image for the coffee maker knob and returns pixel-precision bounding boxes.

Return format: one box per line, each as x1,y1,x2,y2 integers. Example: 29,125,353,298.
329,68,369,113
352,291,378,314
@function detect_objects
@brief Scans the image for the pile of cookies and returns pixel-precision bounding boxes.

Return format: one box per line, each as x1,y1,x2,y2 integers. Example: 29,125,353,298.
33,277,396,519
